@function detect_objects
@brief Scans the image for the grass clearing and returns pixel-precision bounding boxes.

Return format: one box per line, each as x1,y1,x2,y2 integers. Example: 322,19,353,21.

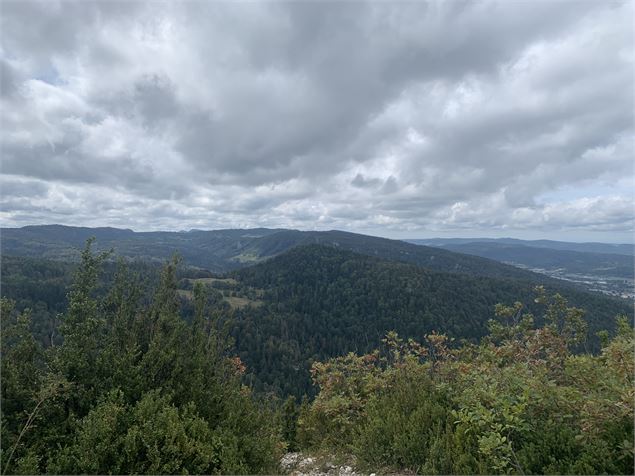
231,253,261,263
226,296,262,309
189,277,238,286
177,289,193,299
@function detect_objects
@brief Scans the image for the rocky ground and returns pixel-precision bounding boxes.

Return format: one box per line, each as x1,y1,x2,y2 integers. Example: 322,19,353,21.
280,452,369,476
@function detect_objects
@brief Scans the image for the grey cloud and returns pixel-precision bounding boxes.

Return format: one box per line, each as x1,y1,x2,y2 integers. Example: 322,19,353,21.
0,58,20,98
1,1,144,62
351,174,382,189
133,75,179,126
0,177,49,198
0,0,632,241
1,2,94,61
173,2,600,182
381,176,399,195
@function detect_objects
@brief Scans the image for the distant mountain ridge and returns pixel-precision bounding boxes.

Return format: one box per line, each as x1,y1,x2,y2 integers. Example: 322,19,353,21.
408,237,634,256
1,225,283,272
2,225,550,281
407,238,634,282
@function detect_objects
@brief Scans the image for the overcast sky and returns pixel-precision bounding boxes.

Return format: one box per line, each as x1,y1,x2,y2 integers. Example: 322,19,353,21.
1,1,633,242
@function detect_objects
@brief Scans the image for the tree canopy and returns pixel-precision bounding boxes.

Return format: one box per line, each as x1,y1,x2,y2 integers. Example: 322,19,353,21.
1,241,281,474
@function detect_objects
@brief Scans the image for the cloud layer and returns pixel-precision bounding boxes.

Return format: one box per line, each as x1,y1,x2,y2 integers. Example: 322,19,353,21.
1,1,633,241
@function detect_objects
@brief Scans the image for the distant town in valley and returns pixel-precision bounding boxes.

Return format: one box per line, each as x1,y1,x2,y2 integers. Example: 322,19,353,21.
408,238,634,300
508,264,634,300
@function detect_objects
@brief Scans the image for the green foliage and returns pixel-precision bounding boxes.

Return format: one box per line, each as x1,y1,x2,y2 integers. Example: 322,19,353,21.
298,291,635,475
3,244,631,401
299,351,386,451
282,396,298,451
353,369,471,474
49,390,226,475
2,239,633,475
1,241,282,474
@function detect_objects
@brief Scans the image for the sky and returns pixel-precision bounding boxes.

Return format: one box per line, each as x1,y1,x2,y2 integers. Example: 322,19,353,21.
1,1,633,242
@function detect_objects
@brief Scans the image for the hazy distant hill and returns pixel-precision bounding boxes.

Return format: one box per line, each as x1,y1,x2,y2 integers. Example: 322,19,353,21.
409,237,634,256
410,241,634,279
2,225,551,281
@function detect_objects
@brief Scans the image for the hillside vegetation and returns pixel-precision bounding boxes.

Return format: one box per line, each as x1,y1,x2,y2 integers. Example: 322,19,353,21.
1,241,632,474
229,245,632,397
296,295,634,474
2,225,563,281
2,243,632,400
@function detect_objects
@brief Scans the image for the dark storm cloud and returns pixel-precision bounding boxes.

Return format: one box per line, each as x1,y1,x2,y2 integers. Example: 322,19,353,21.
0,0,632,240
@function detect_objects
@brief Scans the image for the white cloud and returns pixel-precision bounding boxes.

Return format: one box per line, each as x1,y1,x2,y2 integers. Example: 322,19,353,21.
0,0,632,241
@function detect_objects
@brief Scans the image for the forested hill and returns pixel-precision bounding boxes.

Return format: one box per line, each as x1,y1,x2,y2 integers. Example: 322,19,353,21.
254,230,545,280
0,225,282,272
228,245,633,397
3,225,556,281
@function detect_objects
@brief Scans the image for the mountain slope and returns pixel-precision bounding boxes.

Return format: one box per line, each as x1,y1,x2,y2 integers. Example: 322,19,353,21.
228,245,633,397
1,225,282,271
2,225,559,282
268,230,546,280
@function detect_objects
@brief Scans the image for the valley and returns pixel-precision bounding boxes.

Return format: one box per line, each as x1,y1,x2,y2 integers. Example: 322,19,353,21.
409,238,634,299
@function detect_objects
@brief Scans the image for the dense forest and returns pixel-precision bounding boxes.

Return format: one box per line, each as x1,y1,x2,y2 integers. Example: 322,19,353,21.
1,239,633,474
230,245,632,396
